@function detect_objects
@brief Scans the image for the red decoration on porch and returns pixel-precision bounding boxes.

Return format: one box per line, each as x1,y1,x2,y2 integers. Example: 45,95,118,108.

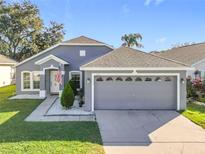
55,66,62,85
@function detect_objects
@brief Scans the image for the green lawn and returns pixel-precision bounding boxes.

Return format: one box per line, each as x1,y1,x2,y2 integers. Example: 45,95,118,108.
0,85,104,154
181,103,205,129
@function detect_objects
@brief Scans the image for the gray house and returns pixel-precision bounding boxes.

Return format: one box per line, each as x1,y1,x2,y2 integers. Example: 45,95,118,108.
16,36,192,111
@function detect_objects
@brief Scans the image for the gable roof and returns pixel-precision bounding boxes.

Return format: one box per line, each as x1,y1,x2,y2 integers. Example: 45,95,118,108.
157,42,205,66
63,35,109,45
0,54,17,65
16,36,113,67
81,46,190,70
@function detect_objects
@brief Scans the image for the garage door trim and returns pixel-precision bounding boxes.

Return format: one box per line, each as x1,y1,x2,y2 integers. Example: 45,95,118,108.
91,73,180,111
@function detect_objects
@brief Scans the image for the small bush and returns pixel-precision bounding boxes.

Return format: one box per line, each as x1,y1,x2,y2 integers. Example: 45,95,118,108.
187,78,198,98
68,80,78,96
61,81,74,108
199,97,205,103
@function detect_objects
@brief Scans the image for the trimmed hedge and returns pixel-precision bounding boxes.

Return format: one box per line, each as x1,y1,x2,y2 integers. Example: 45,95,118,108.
68,80,78,96
61,81,74,108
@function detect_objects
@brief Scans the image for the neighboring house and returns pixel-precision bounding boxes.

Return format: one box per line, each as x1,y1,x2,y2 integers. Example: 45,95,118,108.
16,36,192,111
0,54,17,87
157,43,205,79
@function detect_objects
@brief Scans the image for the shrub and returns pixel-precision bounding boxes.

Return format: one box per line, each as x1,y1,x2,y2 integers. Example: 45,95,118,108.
68,80,78,96
61,81,74,108
192,77,203,91
187,78,197,98
199,97,205,103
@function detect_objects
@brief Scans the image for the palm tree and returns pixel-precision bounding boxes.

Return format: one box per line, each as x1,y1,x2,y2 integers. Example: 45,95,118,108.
121,33,143,48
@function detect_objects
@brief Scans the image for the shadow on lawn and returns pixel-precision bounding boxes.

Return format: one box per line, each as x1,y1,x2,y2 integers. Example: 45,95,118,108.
0,99,102,145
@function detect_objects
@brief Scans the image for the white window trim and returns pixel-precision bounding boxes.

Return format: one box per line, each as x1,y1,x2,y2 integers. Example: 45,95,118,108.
91,72,181,112
21,71,40,91
69,71,82,88
80,50,86,57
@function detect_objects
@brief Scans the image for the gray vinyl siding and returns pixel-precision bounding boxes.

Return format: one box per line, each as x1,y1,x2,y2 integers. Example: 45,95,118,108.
84,70,187,111
16,45,112,94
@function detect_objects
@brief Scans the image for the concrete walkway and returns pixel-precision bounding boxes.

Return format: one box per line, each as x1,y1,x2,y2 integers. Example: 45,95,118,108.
95,110,205,154
25,96,95,121
9,94,45,100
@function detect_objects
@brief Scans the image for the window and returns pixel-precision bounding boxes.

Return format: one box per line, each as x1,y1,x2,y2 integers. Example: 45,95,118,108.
116,77,123,81
145,77,152,81
23,72,31,89
165,77,171,82
80,50,86,56
69,71,82,89
22,71,41,91
33,72,40,89
135,77,142,81
96,77,103,81
125,77,133,81
155,77,161,82
106,77,113,81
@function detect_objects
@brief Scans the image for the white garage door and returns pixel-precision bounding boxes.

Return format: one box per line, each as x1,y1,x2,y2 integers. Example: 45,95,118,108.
94,76,177,110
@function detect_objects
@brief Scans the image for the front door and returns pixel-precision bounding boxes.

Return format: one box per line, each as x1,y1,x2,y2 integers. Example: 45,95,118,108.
50,70,59,94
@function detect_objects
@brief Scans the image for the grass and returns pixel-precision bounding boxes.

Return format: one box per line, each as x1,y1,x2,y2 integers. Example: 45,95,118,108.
181,102,205,129
0,85,104,154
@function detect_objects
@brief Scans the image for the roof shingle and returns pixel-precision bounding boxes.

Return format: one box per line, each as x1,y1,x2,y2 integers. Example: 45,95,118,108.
63,36,108,45
157,43,205,65
81,47,188,68
0,54,17,65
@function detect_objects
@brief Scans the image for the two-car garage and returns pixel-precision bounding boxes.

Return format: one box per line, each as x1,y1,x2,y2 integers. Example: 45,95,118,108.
94,75,178,110
81,47,189,111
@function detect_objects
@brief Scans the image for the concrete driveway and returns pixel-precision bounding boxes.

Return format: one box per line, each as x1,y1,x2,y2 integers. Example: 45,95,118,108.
95,110,205,154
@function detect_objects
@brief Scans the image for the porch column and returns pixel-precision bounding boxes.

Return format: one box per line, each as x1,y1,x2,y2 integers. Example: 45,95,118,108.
39,71,46,98
59,64,65,97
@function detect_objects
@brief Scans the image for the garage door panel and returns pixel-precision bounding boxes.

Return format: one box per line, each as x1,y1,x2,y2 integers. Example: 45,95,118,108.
94,76,177,110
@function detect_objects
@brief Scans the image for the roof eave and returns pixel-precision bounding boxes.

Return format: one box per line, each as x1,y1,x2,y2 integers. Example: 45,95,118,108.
80,67,194,71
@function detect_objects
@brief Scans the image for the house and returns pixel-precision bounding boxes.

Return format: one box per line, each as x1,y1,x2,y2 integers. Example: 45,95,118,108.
16,36,192,111
0,54,17,87
157,43,205,79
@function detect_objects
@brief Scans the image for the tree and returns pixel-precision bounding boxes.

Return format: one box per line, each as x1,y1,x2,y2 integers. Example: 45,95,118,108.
121,33,143,48
0,0,64,61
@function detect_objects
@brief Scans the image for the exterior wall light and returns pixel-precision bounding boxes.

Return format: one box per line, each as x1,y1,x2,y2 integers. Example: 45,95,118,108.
87,78,91,84
181,78,185,84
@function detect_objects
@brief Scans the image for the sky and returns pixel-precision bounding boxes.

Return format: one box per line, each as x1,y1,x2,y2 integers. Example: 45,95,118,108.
5,0,205,52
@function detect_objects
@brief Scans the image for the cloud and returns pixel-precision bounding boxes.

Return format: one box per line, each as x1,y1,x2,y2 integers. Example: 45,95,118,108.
155,0,164,5
144,0,165,6
144,0,152,6
156,37,167,44
122,4,130,14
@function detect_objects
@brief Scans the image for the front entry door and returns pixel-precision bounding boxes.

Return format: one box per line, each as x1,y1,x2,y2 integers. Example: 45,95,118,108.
50,70,60,94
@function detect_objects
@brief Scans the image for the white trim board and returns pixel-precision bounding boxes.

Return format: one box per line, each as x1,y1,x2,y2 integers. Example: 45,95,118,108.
80,67,193,71
16,43,114,67
35,54,69,65
91,72,181,112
